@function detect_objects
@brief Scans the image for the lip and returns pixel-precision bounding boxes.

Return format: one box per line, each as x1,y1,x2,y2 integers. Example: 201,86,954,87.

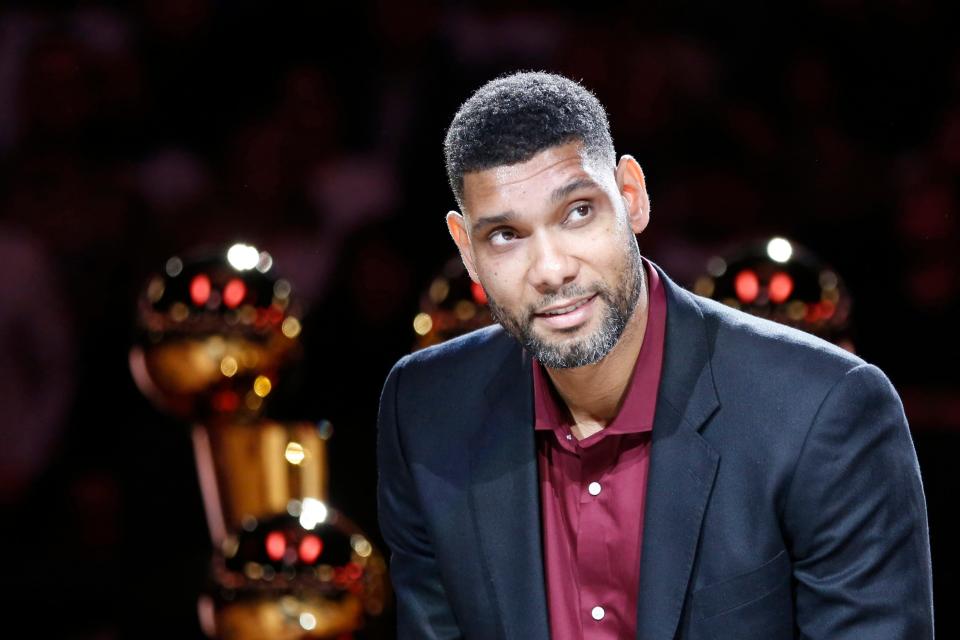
535,295,595,315
533,294,597,330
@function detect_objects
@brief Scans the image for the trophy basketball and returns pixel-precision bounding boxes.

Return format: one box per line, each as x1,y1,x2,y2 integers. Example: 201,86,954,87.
130,243,388,639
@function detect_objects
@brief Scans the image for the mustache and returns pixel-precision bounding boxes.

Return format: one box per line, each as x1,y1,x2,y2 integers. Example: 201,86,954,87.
526,284,603,317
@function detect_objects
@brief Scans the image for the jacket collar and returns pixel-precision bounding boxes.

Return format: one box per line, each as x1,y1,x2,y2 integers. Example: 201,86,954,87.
468,261,720,640
634,262,721,640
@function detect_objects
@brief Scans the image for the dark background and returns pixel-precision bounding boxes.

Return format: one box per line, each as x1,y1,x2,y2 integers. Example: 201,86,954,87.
1,1,957,637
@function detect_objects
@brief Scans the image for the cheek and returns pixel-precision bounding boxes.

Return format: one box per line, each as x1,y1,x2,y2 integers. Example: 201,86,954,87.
581,223,628,262
477,259,525,305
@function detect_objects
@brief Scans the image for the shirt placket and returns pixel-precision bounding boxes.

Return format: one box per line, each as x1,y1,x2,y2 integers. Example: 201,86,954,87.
575,436,620,640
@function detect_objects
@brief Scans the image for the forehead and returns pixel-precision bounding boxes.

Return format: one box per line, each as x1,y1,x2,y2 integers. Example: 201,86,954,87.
461,142,608,217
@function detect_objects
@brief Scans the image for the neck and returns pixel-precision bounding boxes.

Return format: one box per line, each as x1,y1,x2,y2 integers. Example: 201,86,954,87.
544,267,649,439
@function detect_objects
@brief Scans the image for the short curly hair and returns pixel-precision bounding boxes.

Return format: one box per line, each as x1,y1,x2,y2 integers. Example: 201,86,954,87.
444,71,616,209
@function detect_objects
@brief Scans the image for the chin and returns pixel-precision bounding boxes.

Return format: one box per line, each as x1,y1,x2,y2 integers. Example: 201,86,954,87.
536,330,599,353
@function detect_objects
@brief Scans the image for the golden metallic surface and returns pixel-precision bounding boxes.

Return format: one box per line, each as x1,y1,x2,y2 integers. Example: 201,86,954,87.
130,245,303,424
414,255,494,351
698,238,854,347
147,277,165,303
253,375,272,398
211,592,364,640
202,499,391,639
171,302,189,322
412,312,433,336
428,277,450,303
129,334,291,422
133,248,389,639
453,300,476,321
787,300,807,321
273,279,292,300
350,534,373,558
693,276,715,298
193,419,391,639
244,392,263,411
194,421,329,540
281,317,302,339
220,356,239,377
284,441,306,465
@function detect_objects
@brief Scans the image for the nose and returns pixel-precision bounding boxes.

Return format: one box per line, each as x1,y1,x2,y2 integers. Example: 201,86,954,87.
528,232,578,294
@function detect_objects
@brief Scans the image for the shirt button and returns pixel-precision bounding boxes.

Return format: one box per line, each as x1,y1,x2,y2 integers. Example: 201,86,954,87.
591,606,605,621
588,481,602,496
566,434,573,440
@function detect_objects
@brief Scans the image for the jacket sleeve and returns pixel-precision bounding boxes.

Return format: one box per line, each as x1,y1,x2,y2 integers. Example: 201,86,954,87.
377,358,464,639
782,363,934,638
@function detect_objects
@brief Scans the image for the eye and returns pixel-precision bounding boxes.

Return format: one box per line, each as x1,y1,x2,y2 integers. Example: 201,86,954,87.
566,203,592,224
488,228,518,247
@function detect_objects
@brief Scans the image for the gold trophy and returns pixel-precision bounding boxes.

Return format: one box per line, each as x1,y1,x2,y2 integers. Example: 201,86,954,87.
130,243,388,639
692,236,854,351
411,255,493,351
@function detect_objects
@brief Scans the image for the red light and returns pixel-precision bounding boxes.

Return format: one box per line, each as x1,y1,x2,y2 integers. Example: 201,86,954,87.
734,270,759,304
471,281,488,305
211,390,238,412
344,562,363,580
223,278,246,308
265,531,286,561
820,299,836,318
769,272,794,303
299,534,323,564
190,274,211,306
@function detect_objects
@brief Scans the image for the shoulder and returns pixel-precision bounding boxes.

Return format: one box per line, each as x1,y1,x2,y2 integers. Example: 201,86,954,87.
680,292,912,500
678,290,890,442
691,292,865,385
379,325,520,462
402,323,516,369
385,323,520,398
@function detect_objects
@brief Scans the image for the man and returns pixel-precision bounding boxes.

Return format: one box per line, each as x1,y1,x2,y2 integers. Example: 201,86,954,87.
377,72,933,639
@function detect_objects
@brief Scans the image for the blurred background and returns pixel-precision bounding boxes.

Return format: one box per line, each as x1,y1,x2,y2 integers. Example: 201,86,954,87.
1,0,957,637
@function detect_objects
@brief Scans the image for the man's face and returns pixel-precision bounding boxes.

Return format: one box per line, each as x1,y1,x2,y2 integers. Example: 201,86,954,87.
448,142,650,369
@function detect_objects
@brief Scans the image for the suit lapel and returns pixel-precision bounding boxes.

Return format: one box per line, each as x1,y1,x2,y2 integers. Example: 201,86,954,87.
469,344,550,640
635,264,721,640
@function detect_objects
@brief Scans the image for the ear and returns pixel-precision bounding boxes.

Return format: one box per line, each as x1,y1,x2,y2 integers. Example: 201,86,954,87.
615,154,650,235
445,211,481,283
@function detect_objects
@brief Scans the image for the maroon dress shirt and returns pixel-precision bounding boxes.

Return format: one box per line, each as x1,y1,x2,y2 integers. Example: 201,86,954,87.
533,257,667,640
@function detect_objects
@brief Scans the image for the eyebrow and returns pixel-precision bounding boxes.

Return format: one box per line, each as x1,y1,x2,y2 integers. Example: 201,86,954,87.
470,212,516,234
469,177,601,235
550,177,601,204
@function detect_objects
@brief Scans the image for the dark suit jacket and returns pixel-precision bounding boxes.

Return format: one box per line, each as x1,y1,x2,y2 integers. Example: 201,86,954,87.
377,262,933,639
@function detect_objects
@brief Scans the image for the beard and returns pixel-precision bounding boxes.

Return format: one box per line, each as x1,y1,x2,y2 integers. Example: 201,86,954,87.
485,243,645,369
